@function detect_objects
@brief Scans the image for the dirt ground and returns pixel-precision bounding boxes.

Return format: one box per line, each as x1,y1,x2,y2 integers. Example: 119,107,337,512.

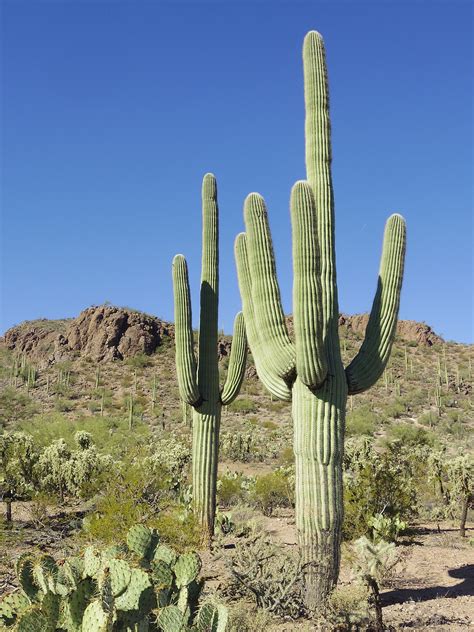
1,503,473,631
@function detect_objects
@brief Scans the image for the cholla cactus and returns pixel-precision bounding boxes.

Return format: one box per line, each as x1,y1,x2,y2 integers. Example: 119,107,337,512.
145,436,191,493
36,433,112,502
0,432,39,521
172,174,248,542
0,524,228,631
235,31,406,608
352,536,397,632
446,453,473,537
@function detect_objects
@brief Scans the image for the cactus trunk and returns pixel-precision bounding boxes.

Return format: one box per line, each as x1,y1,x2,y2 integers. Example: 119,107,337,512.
293,375,346,608
192,405,221,540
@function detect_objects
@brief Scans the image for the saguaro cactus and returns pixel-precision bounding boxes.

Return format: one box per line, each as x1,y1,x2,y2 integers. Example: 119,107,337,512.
173,174,247,542
235,31,406,609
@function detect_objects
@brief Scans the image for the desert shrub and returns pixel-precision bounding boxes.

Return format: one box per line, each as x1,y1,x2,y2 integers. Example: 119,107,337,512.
325,584,370,630
227,398,258,414
251,469,292,516
418,411,437,427
125,353,152,368
82,466,160,543
343,438,420,540
346,406,378,436
150,506,202,551
279,445,295,465
217,472,247,507
227,604,274,632
262,420,278,430
382,398,405,419
230,534,304,618
28,492,53,528
386,423,434,447
20,413,151,458
0,388,39,427
265,399,288,413
54,397,75,412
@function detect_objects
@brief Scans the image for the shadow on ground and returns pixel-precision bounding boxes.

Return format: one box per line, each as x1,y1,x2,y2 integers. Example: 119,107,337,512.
383,564,474,605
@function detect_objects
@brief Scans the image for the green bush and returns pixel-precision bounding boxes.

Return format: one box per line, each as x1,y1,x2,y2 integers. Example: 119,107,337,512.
227,398,258,414
0,388,39,427
346,406,378,436
386,423,434,447
251,470,292,516
150,507,202,552
383,399,405,419
217,473,247,507
82,465,163,543
54,397,74,412
125,353,152,368
343,439,421,540
20,413,151,458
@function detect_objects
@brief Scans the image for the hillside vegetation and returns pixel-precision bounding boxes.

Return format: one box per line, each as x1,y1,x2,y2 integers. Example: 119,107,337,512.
0,305,472,631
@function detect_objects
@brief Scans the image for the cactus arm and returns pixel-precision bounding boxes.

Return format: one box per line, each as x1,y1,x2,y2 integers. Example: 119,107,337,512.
345,213,407,394
172,255,201,406
291,180,328,389
243,193,296,381
221,312,248,405
197,173,219,403
234,232,292,401
303,31,339,334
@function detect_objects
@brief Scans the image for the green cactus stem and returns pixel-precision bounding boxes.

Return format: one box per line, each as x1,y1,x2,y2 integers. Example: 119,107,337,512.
172,174,248,542
235,31,406,610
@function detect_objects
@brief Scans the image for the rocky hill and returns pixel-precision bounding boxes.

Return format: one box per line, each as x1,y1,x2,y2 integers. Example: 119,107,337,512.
2,305,443,368
2,306,174,366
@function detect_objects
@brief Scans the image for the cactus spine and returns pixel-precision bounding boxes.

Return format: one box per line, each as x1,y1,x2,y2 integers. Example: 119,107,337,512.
173,174,247,542
234,31,406,609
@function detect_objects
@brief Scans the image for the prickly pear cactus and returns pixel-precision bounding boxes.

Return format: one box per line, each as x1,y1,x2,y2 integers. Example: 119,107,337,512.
0,524,228,631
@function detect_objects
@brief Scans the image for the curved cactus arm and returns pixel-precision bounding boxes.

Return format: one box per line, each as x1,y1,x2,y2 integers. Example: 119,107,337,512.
197,173,220,403
345,213,407,394
221,312,248,405
172,255,201,406
234,232,292,401
243,193,296,381
304,31,339,334
291,180,328,389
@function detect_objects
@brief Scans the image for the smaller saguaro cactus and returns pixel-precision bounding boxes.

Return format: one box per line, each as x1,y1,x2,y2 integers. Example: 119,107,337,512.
173,174,247,542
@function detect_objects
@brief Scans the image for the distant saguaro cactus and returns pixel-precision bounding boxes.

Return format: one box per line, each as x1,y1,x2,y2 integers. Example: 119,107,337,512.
235,31,406,609
173,174,247,542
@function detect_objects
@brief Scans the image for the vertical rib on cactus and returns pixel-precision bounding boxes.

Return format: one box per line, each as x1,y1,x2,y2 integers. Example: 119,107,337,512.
173,174,247,544
234,30,406,610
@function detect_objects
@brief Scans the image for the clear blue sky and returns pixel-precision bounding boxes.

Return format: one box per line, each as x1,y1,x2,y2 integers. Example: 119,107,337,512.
1,1,472,343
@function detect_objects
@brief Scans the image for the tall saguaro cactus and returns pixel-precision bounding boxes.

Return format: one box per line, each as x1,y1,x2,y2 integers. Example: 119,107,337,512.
173,174,247,543
235,32,406,609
